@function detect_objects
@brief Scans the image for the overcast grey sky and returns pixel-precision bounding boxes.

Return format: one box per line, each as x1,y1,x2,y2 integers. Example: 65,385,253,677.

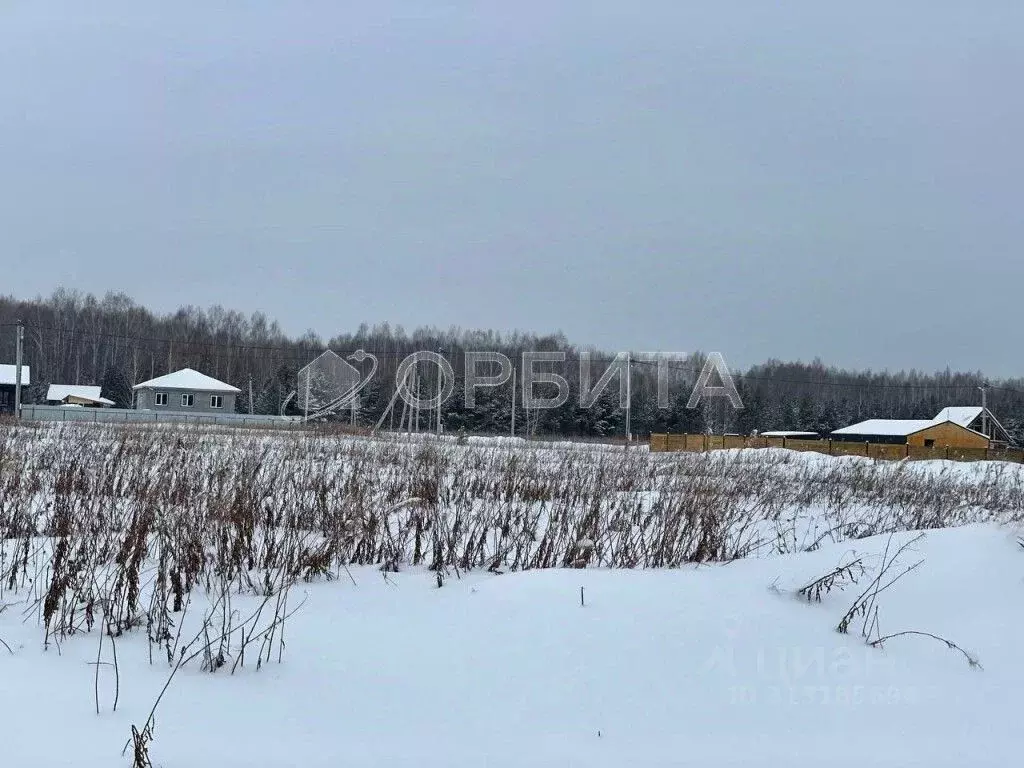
1,1,1021,375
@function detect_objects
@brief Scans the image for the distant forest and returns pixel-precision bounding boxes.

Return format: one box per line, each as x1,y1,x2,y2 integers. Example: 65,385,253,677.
2,289,1022,441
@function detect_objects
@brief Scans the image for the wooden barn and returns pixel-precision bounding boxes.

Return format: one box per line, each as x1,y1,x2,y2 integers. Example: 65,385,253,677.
932,406,1016,446
831,407,995,449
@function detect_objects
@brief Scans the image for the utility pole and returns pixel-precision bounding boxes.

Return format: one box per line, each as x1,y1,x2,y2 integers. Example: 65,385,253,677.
510,366,517,437
14,321,24,420
436,348,444,435
979,384,989,439
405,370,412,434
303,368,311,423
624,351,632,451
413,368,420,434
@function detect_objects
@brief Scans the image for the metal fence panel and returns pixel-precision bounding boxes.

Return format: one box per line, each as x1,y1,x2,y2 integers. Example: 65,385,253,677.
20,405,302,429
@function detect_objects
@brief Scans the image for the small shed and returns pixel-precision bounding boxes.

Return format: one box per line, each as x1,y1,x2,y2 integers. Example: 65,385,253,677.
0,364,31,413
133,368,241,413
46,385,115,408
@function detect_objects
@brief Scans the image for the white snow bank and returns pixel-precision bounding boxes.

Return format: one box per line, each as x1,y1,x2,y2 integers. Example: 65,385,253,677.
2,524,1021,767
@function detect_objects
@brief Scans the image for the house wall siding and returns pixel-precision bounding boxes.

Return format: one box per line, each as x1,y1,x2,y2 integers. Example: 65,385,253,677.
135,387,236,414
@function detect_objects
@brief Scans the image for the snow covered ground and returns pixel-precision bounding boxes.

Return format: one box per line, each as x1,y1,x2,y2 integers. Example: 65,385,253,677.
2,425,1022,766
4,524,1022,767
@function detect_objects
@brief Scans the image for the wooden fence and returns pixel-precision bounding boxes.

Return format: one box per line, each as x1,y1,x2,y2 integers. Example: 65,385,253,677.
649,433,1024,464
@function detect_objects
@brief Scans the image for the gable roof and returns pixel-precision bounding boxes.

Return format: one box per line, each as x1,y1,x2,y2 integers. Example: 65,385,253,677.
933,406,984,428
46,385,115,406
0,365,31,386
833,406,992,440
832,419,937,437
133,368,240,393
938,405,1016,445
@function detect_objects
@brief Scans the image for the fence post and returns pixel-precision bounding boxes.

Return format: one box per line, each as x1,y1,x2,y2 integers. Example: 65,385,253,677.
864,442,869,456
945,447,950,460
828,439,833,456
905,444,909,458
703,433,708,452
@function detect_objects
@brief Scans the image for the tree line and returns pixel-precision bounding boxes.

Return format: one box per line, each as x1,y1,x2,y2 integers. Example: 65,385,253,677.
1,289,1021,442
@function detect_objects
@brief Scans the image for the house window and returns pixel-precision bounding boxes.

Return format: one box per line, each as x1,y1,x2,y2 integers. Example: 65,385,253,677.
924,439,936,448
210,394,223,409
154,392,168,406
181,393,195,407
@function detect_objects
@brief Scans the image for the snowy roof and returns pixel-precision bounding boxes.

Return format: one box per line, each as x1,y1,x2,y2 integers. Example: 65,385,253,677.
46,385,115,406
133,368,241,393
832,419,937,437
933,406,983,428
0,364,30,386
761,431,820,438
833,406,991,438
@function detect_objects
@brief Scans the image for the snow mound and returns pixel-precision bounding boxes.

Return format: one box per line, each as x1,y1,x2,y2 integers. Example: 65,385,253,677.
2,525,1021,767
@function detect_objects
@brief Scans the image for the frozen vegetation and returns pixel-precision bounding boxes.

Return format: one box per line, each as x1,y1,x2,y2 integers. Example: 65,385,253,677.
1,423,1022,766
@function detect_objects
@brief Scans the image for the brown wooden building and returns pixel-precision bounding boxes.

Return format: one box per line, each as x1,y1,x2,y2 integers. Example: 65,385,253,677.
906,421,989,449
831,408,995,449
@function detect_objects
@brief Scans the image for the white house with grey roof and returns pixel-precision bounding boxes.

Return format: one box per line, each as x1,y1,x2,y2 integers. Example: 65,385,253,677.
133,368,240,413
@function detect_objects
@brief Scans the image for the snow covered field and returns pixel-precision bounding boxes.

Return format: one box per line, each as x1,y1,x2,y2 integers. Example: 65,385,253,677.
1,424,1022,766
